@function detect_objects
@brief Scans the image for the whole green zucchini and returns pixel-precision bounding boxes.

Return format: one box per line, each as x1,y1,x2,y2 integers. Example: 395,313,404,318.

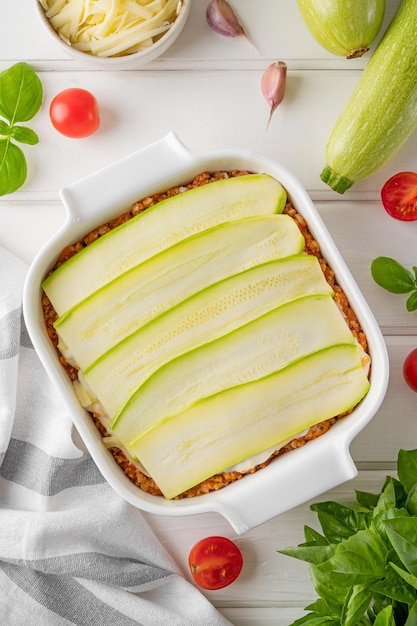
320,0,417,193
297,0,385,59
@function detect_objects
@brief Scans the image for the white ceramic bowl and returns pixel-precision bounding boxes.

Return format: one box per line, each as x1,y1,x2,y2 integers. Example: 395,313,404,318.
34,0,191,69
23,132,389,534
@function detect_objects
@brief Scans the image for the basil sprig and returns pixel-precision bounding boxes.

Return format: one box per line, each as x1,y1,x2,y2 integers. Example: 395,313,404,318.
280,449,417,625
371,256,417,312
0,62,43,196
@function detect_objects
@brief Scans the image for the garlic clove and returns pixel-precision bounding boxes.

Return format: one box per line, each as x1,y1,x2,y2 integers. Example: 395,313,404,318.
206,0,245,37
261,61,287,128
206,0,257,50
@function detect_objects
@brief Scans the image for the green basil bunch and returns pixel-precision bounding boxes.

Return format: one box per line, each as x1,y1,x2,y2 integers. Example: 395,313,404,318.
0,62,43,196
281,449,417,625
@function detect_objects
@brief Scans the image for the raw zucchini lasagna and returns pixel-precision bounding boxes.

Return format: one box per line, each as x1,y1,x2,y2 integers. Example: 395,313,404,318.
41,170,371,500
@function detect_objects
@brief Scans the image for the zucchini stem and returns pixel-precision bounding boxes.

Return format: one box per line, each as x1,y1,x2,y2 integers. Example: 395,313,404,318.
320,165,354,194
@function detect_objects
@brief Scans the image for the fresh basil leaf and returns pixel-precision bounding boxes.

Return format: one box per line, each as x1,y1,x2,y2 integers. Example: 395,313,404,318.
317,529,387,586
373,506,410,545
305,599,359,625
383,517,417,576
341,583,374,626
383,475,408,509
371,561,416,604
371,257,416,294
310,501,369,543
406,291,417,312
278,543,334,565
0,139,27,196
0,62,43,124
309,564,352,615
372,474,408,511
374,476,404,515
355,489,380,511
302,525,329,546
388,561,417,592
405,600,417,626
304,598,332,614
11,125,39,145
398,449,417,494
373,605,395,626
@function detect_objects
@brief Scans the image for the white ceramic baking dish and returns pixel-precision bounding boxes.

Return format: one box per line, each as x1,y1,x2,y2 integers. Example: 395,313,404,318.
23,132,389,535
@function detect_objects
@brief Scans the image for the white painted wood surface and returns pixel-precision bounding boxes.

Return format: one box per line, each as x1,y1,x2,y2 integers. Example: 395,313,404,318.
2,1,417,623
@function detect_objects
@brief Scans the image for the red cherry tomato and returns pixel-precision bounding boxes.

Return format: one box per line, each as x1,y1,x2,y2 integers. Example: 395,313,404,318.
381,171,417,221
404,348,417,393
188,536,243,590
49,88,100,138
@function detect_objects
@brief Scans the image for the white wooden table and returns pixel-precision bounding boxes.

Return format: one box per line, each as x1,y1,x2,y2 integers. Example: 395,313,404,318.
2,1,417,623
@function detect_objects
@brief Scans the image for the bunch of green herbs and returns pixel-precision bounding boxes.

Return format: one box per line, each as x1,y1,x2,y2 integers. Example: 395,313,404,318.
280,448,417,625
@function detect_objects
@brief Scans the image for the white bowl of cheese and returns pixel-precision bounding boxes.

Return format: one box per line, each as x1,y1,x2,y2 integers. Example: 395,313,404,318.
34,0,191,69
23,132,389,534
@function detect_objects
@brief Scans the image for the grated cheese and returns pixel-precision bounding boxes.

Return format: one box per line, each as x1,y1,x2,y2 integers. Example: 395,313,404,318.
39,0,182,57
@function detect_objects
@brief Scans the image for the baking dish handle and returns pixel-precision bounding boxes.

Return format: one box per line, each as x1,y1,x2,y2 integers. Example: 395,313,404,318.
212,441,358,535
60,132,198,224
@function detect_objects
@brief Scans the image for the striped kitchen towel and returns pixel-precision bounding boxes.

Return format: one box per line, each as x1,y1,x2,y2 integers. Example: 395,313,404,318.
0,246,232,626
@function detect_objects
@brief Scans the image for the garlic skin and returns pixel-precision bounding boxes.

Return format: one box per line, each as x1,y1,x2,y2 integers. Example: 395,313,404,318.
206,0,247,39
261,61,287,128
